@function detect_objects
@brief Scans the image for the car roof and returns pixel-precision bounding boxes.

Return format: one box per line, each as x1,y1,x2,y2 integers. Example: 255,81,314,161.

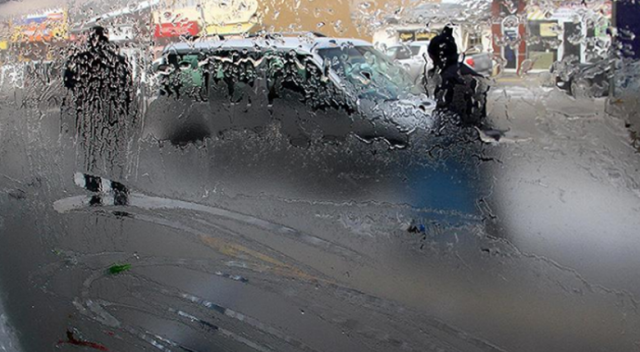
162,36,373,55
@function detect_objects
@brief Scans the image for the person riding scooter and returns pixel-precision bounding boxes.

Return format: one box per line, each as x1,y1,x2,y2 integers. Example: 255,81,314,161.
427,26,489,127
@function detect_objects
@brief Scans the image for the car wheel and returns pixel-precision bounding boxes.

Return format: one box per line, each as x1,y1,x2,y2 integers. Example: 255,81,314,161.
570,80,583,98
556,77,570,92
593,80,610,98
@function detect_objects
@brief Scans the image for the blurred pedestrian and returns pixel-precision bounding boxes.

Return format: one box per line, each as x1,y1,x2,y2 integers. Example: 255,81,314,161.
427,26,489,127
64,26,134,205
64,26,134,179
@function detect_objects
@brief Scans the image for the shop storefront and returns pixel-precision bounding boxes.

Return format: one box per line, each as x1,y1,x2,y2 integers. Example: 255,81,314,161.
491,0,527,71
525,18,560,70
526,2,611,70
373,23,488,54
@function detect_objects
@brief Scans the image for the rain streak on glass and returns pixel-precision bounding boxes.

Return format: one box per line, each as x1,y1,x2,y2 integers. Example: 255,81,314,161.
0,0,639,352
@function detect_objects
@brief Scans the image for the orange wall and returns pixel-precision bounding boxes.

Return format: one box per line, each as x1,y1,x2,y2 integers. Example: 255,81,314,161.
256,0,422,40
153,0,425,40
256,0,359,38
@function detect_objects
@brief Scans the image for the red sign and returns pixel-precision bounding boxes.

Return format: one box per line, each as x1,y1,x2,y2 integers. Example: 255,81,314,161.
154,21,199,38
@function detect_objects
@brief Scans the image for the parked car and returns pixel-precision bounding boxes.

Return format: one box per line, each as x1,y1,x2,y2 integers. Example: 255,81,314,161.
551,60,611,98
461,50,493,77
148,34,436,148
386,41,432,85
386,41,493,84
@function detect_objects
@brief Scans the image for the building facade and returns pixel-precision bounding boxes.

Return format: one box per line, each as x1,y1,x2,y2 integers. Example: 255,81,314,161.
491,0,612,71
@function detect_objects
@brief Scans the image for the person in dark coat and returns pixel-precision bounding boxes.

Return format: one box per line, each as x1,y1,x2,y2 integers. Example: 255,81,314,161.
427,26,488,127
64,26,134,178
64,26,134,205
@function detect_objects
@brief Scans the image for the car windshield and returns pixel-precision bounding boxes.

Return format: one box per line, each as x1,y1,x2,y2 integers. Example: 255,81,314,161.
318,45,419,100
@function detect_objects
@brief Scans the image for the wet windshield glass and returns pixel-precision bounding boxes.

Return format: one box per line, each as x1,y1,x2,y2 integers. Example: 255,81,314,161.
0,0,639,352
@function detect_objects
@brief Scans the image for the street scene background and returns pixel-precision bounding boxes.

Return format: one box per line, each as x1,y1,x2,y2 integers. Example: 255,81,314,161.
1,0,640,351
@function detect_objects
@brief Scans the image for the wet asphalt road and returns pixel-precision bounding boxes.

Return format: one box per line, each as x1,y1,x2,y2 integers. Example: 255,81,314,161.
1,74,640,352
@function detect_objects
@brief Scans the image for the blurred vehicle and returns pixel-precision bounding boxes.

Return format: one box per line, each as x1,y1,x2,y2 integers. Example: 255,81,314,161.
148,34,436,147
461,50,493,77
386,41,492,86
386,41,432,84
551,60,611,98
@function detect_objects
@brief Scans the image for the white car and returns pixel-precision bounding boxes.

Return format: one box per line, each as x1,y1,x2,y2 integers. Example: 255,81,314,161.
148,33,436,147
387,40,493,81
386,41,433,85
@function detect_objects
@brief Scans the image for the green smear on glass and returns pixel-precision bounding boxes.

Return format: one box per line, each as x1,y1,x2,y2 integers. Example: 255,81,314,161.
108,263,132,275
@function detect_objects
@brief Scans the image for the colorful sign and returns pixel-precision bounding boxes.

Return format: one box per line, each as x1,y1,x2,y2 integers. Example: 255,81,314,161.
12,10,68,42
539,23,557,37
153,0,258,38
415,32,436,41
154,21,199,37
399,31,436,42
399,31,415,42
202,0,258,35
153,6,202,38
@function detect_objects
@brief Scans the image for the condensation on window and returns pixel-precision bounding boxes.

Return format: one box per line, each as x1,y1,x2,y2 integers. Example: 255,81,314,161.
0,0,639,352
